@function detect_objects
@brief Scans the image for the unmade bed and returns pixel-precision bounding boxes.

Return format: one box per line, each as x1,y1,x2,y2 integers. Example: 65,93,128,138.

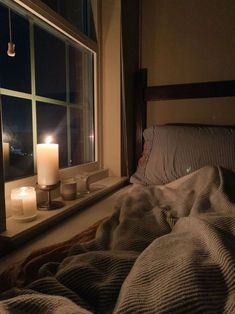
1,165,235,313
1,70,235,313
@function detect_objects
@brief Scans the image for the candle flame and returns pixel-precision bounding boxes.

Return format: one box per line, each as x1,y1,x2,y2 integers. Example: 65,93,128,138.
18,186,34,197
19,187,28,196
45,136,53,144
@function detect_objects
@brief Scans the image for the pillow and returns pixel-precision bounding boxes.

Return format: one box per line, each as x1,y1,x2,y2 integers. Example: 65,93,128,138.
130,125,235,185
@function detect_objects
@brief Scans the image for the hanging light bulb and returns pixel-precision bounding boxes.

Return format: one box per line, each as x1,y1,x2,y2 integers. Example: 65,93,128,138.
7,8,15,57
7,42,15,57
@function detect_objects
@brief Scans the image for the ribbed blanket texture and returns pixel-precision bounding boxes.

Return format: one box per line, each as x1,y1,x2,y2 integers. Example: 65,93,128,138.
1,166,235,313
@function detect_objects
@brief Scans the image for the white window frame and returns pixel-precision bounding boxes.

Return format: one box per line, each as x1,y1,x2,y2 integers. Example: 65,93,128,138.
0,0,100,227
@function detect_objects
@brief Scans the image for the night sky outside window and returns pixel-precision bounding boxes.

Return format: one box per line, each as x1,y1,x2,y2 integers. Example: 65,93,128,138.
0,5,31,93
34,26,66,101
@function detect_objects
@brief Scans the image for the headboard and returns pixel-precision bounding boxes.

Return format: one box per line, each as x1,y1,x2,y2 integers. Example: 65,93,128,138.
135,68,235,164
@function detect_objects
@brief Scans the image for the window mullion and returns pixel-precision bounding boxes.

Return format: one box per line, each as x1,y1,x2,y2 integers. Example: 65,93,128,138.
0,105,6,232
0,88,31,99
29,19,37,174
93,53,98,162
66,43,71,166
83,52,88,161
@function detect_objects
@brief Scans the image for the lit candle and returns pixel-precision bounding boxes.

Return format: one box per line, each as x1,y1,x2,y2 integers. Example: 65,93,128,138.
11,187,37,220
36,136,59,186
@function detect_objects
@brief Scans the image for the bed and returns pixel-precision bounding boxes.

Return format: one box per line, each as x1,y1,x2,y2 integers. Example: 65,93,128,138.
1,69,235,313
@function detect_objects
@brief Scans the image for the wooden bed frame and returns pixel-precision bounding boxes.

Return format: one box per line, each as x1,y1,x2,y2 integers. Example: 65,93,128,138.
135,68,235,164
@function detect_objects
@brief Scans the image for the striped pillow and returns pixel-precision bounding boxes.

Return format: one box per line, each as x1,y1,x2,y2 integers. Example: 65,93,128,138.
130,125,235,185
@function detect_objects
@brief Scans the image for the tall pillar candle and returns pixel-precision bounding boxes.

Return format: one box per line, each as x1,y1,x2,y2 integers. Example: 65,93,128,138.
37,137,59,186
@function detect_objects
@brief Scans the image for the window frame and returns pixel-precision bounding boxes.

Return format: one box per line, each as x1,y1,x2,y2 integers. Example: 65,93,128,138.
0,0,99,232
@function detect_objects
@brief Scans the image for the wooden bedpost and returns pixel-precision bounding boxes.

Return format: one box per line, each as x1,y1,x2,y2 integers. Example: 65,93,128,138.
134,68,147,166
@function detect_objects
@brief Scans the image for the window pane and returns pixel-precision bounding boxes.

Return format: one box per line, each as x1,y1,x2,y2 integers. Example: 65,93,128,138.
0,4,31,92
1,96,34,180
69,46,94,106
36,102,67,167
34,25,66,101
69,46,83,104
70,107,94,165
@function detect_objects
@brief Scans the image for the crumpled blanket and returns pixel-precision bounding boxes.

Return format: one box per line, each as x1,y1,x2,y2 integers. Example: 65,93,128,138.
0,217,105,292
1,166,235,314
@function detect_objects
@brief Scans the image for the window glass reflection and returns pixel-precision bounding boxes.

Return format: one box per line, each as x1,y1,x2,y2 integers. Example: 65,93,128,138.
70,107,94,165
69,46,83,104
34,25,66,101
69,46,94,108
37,102,67,167
1,96,34,180
0,4,31,93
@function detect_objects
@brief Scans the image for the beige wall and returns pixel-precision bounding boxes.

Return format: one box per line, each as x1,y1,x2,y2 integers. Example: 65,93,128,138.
142,0,235,126
148,97,235,126
101,0,121,176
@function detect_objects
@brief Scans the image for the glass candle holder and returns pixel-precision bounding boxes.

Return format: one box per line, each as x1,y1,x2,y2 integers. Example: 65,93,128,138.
75,174,90,194
11,186,37,222
61,180,77,200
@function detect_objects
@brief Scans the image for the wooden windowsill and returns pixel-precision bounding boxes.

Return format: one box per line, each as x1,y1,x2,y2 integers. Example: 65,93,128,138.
0,176,128,250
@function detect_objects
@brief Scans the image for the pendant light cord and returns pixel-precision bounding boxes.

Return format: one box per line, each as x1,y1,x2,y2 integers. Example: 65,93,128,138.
8,8,12,42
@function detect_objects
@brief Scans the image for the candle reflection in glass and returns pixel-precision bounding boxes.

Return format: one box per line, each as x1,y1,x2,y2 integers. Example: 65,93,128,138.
2,142,9,172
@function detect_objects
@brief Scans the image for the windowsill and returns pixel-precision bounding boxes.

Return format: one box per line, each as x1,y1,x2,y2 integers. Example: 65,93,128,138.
0,176,128,249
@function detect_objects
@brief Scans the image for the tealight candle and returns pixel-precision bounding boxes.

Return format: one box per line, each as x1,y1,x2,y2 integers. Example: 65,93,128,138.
37,136,59,186
11,186,37,221
61,179,77,200
75,174,89,194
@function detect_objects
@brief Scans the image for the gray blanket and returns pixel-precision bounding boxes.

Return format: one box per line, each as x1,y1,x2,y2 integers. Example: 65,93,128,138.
1,166,235,313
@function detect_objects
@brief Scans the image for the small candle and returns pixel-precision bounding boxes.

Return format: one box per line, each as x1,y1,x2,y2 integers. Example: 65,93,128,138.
37,136,59,186
76,174,89,194
61,180,77,200
11,187,37,220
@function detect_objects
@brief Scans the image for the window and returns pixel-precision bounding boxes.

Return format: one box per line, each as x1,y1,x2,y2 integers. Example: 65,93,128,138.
0,1,96,182
40,0,96,41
